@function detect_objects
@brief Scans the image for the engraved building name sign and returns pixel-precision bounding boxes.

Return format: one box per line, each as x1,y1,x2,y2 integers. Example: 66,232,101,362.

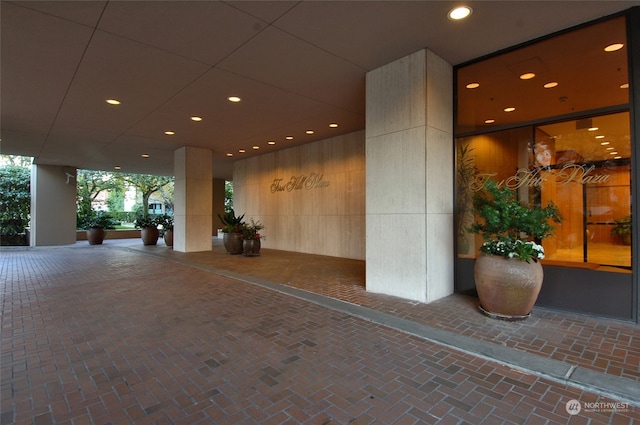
270,172,330,193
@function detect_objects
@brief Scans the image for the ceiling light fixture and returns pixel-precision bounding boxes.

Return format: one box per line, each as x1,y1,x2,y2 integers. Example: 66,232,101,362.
588,127,599,131
520,72,535,80
228,96,241,103
141,154,149,158
306,130,314,135
448,6,472,20
544,82,558,88
610,151,619,155
226,153,233,157
253,146,259,150
165,131,175,135
596,136,605,139
606,147,614,150
191,116,202,122
620,83,629,89
238,149,246,153
329,123,338,128
484,119,495,124
604,43,624,52
106,99,121,105
614,156,622,159
114,166,121,170
504,107,516,112
285,136,294,140
466,82,480,89
268,141,276,145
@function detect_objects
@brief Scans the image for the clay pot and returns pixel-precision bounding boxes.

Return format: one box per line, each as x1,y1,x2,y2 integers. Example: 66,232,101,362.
163,230,174,247
242,239,261,256
223,232,243,254
87,228,105,245
141,227,159,245
474,255,543,320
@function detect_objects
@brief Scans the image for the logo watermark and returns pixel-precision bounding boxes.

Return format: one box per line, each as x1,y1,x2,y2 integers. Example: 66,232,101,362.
565,399,630,416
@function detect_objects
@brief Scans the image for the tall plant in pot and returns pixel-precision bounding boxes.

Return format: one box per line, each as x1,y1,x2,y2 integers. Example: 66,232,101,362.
241,218,264,257
218,209,245,254
135,215,160,246
468,179,561,320
84,211,118,245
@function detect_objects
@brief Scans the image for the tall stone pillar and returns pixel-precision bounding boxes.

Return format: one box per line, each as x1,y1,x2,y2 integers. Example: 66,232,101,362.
174,147,213,252
30,164,77,246
365,49,454,303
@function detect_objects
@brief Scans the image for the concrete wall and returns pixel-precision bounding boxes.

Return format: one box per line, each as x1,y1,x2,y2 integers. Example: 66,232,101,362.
365,49,454,303
233,131,365,260
30,164,77,246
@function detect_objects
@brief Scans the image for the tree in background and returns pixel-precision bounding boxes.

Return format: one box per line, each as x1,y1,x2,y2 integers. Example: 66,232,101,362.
121,173,173,218
76,170,124,228
224,180,234,213
0,164,31,244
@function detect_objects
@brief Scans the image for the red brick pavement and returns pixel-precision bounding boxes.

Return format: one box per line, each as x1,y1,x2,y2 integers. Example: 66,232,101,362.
1,245,639,424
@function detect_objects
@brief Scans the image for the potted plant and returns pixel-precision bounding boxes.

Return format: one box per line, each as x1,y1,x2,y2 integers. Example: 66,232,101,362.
135,214,160,246
241,219,264,256
157,214,174,247
611,216,631,246
468,179,561,320
218,209,245,254
84,211,117,245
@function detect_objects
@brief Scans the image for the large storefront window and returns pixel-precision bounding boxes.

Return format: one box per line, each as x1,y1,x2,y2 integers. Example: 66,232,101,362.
454,14,634,319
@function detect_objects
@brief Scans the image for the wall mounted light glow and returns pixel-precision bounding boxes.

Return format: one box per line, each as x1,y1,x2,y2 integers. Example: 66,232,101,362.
191,116,202,122
604,43,624,52
106,99,121,105
448,6,472,20
466,82,480,89
228,96,241,102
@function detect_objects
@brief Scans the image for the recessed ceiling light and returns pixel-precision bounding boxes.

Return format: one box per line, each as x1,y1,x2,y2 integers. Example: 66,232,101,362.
466,82,480,89
268,141,276,145
544,82,558,88
484,119,495,124
306,130,314,135
610,151,619,155
191,116,202,122
165,131,175,135
329,123,338,128
595,136,605,139
588,127,599,131
106,99,121,105
448,6,472,20
114,166,121,170
620,83,629,89
252,146,260,150
228,96,241,103
614,156,622,159
520,73,535,80
504,107,516,112
239,149,246,153
226,153,233,157
604,43,624,52
285,136,294,140
606,147,614,150
141,154,149,158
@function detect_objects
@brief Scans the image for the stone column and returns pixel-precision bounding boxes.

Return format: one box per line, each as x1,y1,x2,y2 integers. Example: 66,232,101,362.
365,49,454,303
174,147,213,252
30,164,77,246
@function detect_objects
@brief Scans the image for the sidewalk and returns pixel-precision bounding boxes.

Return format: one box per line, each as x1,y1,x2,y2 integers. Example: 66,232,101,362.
1,239,639,424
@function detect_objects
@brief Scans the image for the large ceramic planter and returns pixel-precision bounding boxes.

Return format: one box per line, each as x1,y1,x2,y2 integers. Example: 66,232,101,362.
141,227,160,246
87,228,105,245
223,232,243,254
243,239,261,256
474,255,543,320
163,230,174,247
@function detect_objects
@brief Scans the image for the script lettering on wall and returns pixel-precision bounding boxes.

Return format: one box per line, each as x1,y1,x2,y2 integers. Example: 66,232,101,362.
470,162,611,192
270,172,330,193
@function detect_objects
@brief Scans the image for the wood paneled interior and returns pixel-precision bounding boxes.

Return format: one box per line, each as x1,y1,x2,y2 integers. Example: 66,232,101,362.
233,131,365,260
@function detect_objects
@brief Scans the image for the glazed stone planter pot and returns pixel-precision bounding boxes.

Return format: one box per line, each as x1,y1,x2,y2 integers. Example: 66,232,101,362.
87,228,105,245
223,232,244,254
141,227,160,246
243,239,261,256
163,230,174,247
474,254,543,320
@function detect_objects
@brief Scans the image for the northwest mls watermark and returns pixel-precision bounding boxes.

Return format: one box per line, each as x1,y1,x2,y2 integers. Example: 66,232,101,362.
566,399,630,415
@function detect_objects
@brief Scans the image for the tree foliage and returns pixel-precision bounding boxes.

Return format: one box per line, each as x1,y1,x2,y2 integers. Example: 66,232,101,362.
121,173,173,218
0,165,31,236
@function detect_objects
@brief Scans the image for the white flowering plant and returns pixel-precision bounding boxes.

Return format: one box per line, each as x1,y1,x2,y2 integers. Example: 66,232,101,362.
468,179,561,263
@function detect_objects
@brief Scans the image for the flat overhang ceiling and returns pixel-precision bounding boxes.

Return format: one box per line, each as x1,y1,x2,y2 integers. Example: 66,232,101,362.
2,1,639,179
